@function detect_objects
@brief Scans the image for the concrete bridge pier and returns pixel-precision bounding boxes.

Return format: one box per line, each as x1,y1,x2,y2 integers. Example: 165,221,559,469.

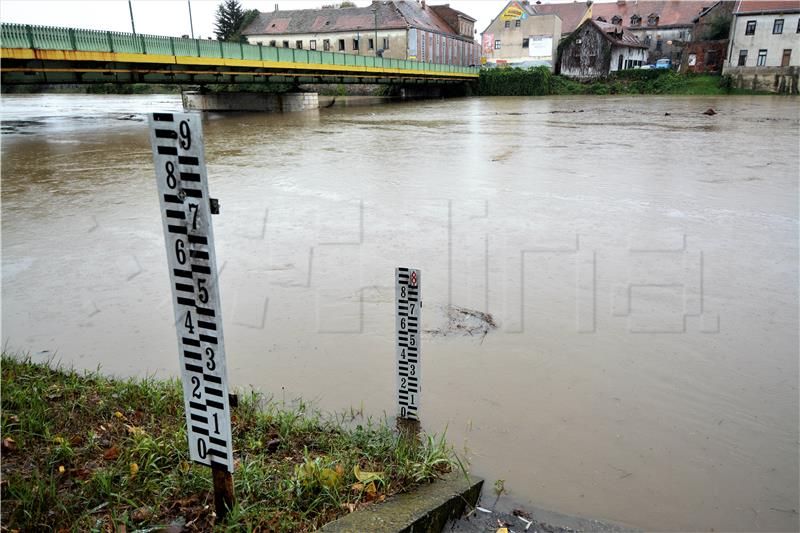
181,91,319,112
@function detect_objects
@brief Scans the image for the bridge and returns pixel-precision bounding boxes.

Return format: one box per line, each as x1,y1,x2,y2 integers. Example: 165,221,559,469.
0,23,479,86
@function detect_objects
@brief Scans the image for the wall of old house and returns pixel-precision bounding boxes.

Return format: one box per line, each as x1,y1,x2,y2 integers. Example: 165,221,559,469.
248,29,409,60
412,28,478,66
627,26,691,63
559,23,612,79
683,40,729,73
609,45,648,71
724,13,800,68
482,13,561,69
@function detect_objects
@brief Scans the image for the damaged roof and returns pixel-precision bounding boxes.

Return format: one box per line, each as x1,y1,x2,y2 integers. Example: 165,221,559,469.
591,1,715,29
591,19,649,47
242,1,472,38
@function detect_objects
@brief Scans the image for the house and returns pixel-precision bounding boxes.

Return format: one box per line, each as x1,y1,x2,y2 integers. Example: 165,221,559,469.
681,1,736,74
241,0,479,66
722,0,799,92
558,18,648,79
481,1,562,68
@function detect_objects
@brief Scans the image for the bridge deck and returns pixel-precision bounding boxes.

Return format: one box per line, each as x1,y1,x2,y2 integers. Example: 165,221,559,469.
0,23,479,85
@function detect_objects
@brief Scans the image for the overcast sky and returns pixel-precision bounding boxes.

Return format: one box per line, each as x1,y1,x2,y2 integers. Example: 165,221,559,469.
0,0,526,39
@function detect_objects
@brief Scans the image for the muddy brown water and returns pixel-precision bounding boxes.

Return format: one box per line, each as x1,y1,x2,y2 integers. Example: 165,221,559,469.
2,94,798,532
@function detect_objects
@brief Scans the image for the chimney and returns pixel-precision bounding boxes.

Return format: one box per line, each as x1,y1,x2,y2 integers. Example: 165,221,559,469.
274,4,279,11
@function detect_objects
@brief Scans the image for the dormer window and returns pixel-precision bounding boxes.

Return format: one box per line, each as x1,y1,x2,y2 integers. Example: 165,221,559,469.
630,14,641,26
611,15,622,25
647,13,659,26
596,16,607,22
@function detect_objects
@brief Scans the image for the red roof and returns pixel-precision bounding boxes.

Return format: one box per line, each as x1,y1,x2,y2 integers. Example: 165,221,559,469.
734,0,800,13
533,2,591,34
591,1,713,29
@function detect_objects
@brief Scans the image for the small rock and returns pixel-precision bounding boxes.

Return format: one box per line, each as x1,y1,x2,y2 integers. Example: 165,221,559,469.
703,108,717,115
265,438,281,452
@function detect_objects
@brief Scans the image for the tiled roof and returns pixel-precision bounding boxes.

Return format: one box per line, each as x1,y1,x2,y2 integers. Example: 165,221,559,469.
733,0,800,14
242,1,472,38
533,2,591,34
591,1,713,29
591,19,649,47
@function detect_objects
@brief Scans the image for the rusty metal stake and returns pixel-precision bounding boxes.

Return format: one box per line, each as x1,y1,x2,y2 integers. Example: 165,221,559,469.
212,464,235,521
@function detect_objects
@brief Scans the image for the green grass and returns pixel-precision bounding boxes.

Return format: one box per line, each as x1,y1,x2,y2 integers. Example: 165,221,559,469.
1,354,458,531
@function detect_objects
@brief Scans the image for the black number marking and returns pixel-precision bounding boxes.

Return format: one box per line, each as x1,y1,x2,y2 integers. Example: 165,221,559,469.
401,377,407,389
410,303,415,314
191,376,201,398
185,311,195,334
401,286,407,298
179,120,191,150
400,406,407,417
188,203,199,230
175,239,186,264
410,364,416,375
212,413,220,434
400,317,406,329
197,437,207,458
409,336,416,346
205,347,216,371
197,278,209,304
165,161,177,189
401,348,406,360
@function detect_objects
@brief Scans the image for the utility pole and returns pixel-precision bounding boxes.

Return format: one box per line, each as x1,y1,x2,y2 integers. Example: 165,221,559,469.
128,0,136,34
371,6,379,57
188,0,195,39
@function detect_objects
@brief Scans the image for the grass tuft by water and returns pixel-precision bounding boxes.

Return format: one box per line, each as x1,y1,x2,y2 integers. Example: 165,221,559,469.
0,354,458,531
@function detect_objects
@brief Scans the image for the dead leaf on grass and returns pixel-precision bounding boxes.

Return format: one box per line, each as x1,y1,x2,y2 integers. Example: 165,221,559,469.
103,446,120,460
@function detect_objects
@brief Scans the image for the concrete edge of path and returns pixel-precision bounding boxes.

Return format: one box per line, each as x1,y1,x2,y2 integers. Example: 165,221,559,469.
320,471,483,533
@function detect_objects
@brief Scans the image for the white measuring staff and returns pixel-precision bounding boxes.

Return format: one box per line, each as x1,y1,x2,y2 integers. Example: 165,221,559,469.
148,111,233,472
396,267,421,420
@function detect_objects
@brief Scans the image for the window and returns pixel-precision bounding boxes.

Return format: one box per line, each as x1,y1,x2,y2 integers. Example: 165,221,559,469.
656,39,662,51
782,48,792,66
630,14,641,26
773,19,784,34
647,14,659,26
296,40,303,49
679,30,686,39
310,39,317,50
612,15,622,25
383,37,389,49
705,49,717,65
645,35,651,46
352,38,359,50
323,39,330,51
522,38,529,48
494,39,501,49
797,18,800,32
757,48,767,65
282,40,289,48
515,20,521,27
745,20,756,35
504,20,510,28
368,38,374,50
596,16,606,22
738,49,748,66
269,40,276,47
338,39,345,51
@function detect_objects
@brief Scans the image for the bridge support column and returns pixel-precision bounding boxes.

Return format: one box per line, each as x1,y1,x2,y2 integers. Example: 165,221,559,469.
181,91,319,113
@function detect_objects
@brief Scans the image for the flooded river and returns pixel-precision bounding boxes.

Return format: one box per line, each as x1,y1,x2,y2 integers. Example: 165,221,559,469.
2,94,798,531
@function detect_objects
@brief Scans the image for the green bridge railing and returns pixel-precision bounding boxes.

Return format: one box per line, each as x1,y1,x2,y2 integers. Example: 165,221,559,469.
0,22,479,76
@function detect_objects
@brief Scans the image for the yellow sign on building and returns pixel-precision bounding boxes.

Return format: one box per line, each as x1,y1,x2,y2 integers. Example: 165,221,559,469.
500,2,527,21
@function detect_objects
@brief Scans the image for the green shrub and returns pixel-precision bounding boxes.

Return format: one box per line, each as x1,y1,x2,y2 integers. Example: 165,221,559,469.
477,66,553,96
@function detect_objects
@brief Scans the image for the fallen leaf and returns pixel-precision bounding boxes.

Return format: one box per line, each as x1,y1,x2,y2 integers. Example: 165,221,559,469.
130,463,139,477
2,437,17,453
8,414,20,423
353,465,384,484
103,446,120,461
179,460,190,474
53,436,65,445
58,465,66,474
125,424,145,436
496,529,508,533
131,506,151,521
351,482,364,492
114,411,124,419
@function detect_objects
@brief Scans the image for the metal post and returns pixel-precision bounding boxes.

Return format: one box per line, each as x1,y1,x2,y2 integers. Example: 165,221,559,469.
187,0,195,39
371,7,378,57
212,463,235,519
128,0,136,34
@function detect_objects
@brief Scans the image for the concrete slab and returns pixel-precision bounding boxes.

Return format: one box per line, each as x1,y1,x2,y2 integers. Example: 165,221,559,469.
320,472,483,533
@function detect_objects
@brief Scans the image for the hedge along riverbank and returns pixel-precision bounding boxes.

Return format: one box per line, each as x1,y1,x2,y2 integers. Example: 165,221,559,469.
475,66,761,96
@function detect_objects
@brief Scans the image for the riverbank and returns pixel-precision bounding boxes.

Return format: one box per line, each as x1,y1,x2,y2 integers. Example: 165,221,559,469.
476,67,773,96
0,355,458,531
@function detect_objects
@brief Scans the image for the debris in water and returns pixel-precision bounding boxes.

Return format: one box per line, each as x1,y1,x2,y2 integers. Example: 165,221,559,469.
476,506,492,513
425,305,497,341
664,112,671,116
703,108,717,115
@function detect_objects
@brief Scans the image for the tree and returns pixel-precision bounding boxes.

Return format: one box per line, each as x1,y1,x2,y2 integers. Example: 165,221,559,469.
214,0,254,42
